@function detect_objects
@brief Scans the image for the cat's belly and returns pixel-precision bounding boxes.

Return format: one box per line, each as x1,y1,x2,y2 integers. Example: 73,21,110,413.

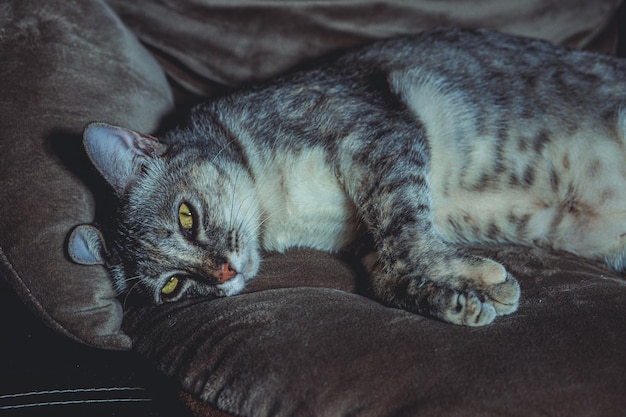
402,72,626,261
255,147,359,252
429,129,626,262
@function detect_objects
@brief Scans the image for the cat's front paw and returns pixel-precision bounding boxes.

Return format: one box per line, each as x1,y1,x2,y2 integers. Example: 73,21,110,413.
430,272,520,326
371,256,520,326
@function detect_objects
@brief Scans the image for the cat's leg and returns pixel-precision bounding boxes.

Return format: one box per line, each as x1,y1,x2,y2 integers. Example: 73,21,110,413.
361,245,520,326
337,122,520,326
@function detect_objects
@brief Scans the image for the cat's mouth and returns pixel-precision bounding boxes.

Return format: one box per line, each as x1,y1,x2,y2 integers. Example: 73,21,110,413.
218,262,238,284
227,249,261,282
215,262,246,296
215,250,261,296
217,273,247,296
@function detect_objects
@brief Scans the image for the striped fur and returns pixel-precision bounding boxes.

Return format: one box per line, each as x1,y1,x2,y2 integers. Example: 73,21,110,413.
73,28,626,326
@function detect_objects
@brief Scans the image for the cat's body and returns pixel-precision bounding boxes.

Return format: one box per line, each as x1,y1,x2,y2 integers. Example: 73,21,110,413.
69,28,626,326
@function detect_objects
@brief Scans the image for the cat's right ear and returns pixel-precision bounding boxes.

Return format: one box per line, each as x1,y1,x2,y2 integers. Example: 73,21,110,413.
68,224,107,266
83,122,167,195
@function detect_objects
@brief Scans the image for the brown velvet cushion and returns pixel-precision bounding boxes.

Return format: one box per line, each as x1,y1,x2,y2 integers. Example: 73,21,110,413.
0,0,173,349
125,247,626,417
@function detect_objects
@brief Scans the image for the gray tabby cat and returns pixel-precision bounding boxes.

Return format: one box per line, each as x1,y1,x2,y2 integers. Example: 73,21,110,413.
68,28,626,326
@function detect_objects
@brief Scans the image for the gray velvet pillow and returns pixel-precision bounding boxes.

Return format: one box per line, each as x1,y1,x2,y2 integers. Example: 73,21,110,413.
0,0,173,349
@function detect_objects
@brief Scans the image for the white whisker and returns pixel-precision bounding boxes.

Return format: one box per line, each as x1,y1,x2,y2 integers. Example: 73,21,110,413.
210,136,240,165
121,275,145,310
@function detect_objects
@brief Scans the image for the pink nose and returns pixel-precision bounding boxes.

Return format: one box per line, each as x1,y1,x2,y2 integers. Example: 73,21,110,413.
219,263,237,283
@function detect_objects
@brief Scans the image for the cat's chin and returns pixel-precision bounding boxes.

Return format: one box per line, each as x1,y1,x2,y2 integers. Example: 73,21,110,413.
215,249,261,297
218,274,247,296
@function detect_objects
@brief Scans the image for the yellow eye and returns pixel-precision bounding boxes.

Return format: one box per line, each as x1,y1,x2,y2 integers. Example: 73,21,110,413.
161,276,179,295
178,203,193,233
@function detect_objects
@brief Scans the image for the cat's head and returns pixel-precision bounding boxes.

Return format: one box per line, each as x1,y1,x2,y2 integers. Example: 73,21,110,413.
68,122,262,303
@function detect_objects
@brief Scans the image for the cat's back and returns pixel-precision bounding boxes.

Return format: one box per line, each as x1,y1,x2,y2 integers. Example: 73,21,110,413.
349,28,626,84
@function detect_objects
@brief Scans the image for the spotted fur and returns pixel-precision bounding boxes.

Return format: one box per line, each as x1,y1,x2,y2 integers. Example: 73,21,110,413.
69,28,626,326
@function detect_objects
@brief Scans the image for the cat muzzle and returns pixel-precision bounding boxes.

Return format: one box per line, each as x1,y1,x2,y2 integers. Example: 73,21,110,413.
219,262,238,283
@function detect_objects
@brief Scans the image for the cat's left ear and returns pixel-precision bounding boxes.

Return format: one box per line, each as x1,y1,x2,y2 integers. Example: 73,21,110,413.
68,224,107,266
83,122,167,195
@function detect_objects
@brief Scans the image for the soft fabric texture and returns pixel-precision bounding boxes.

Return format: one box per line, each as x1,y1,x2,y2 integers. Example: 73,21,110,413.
108,0,621,92
125,247,626,417
1,1,625,416
0,0,173,349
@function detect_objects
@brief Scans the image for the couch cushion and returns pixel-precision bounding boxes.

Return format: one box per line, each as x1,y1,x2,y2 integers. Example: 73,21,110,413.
0,0,173,349
108,0,622,92
125,246,626,417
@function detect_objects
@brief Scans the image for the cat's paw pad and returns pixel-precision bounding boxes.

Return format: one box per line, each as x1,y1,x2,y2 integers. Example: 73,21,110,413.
435,273,520,326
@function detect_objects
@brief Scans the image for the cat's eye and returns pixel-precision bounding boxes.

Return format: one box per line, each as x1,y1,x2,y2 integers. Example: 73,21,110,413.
161,276,179,296
178,202,194,234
